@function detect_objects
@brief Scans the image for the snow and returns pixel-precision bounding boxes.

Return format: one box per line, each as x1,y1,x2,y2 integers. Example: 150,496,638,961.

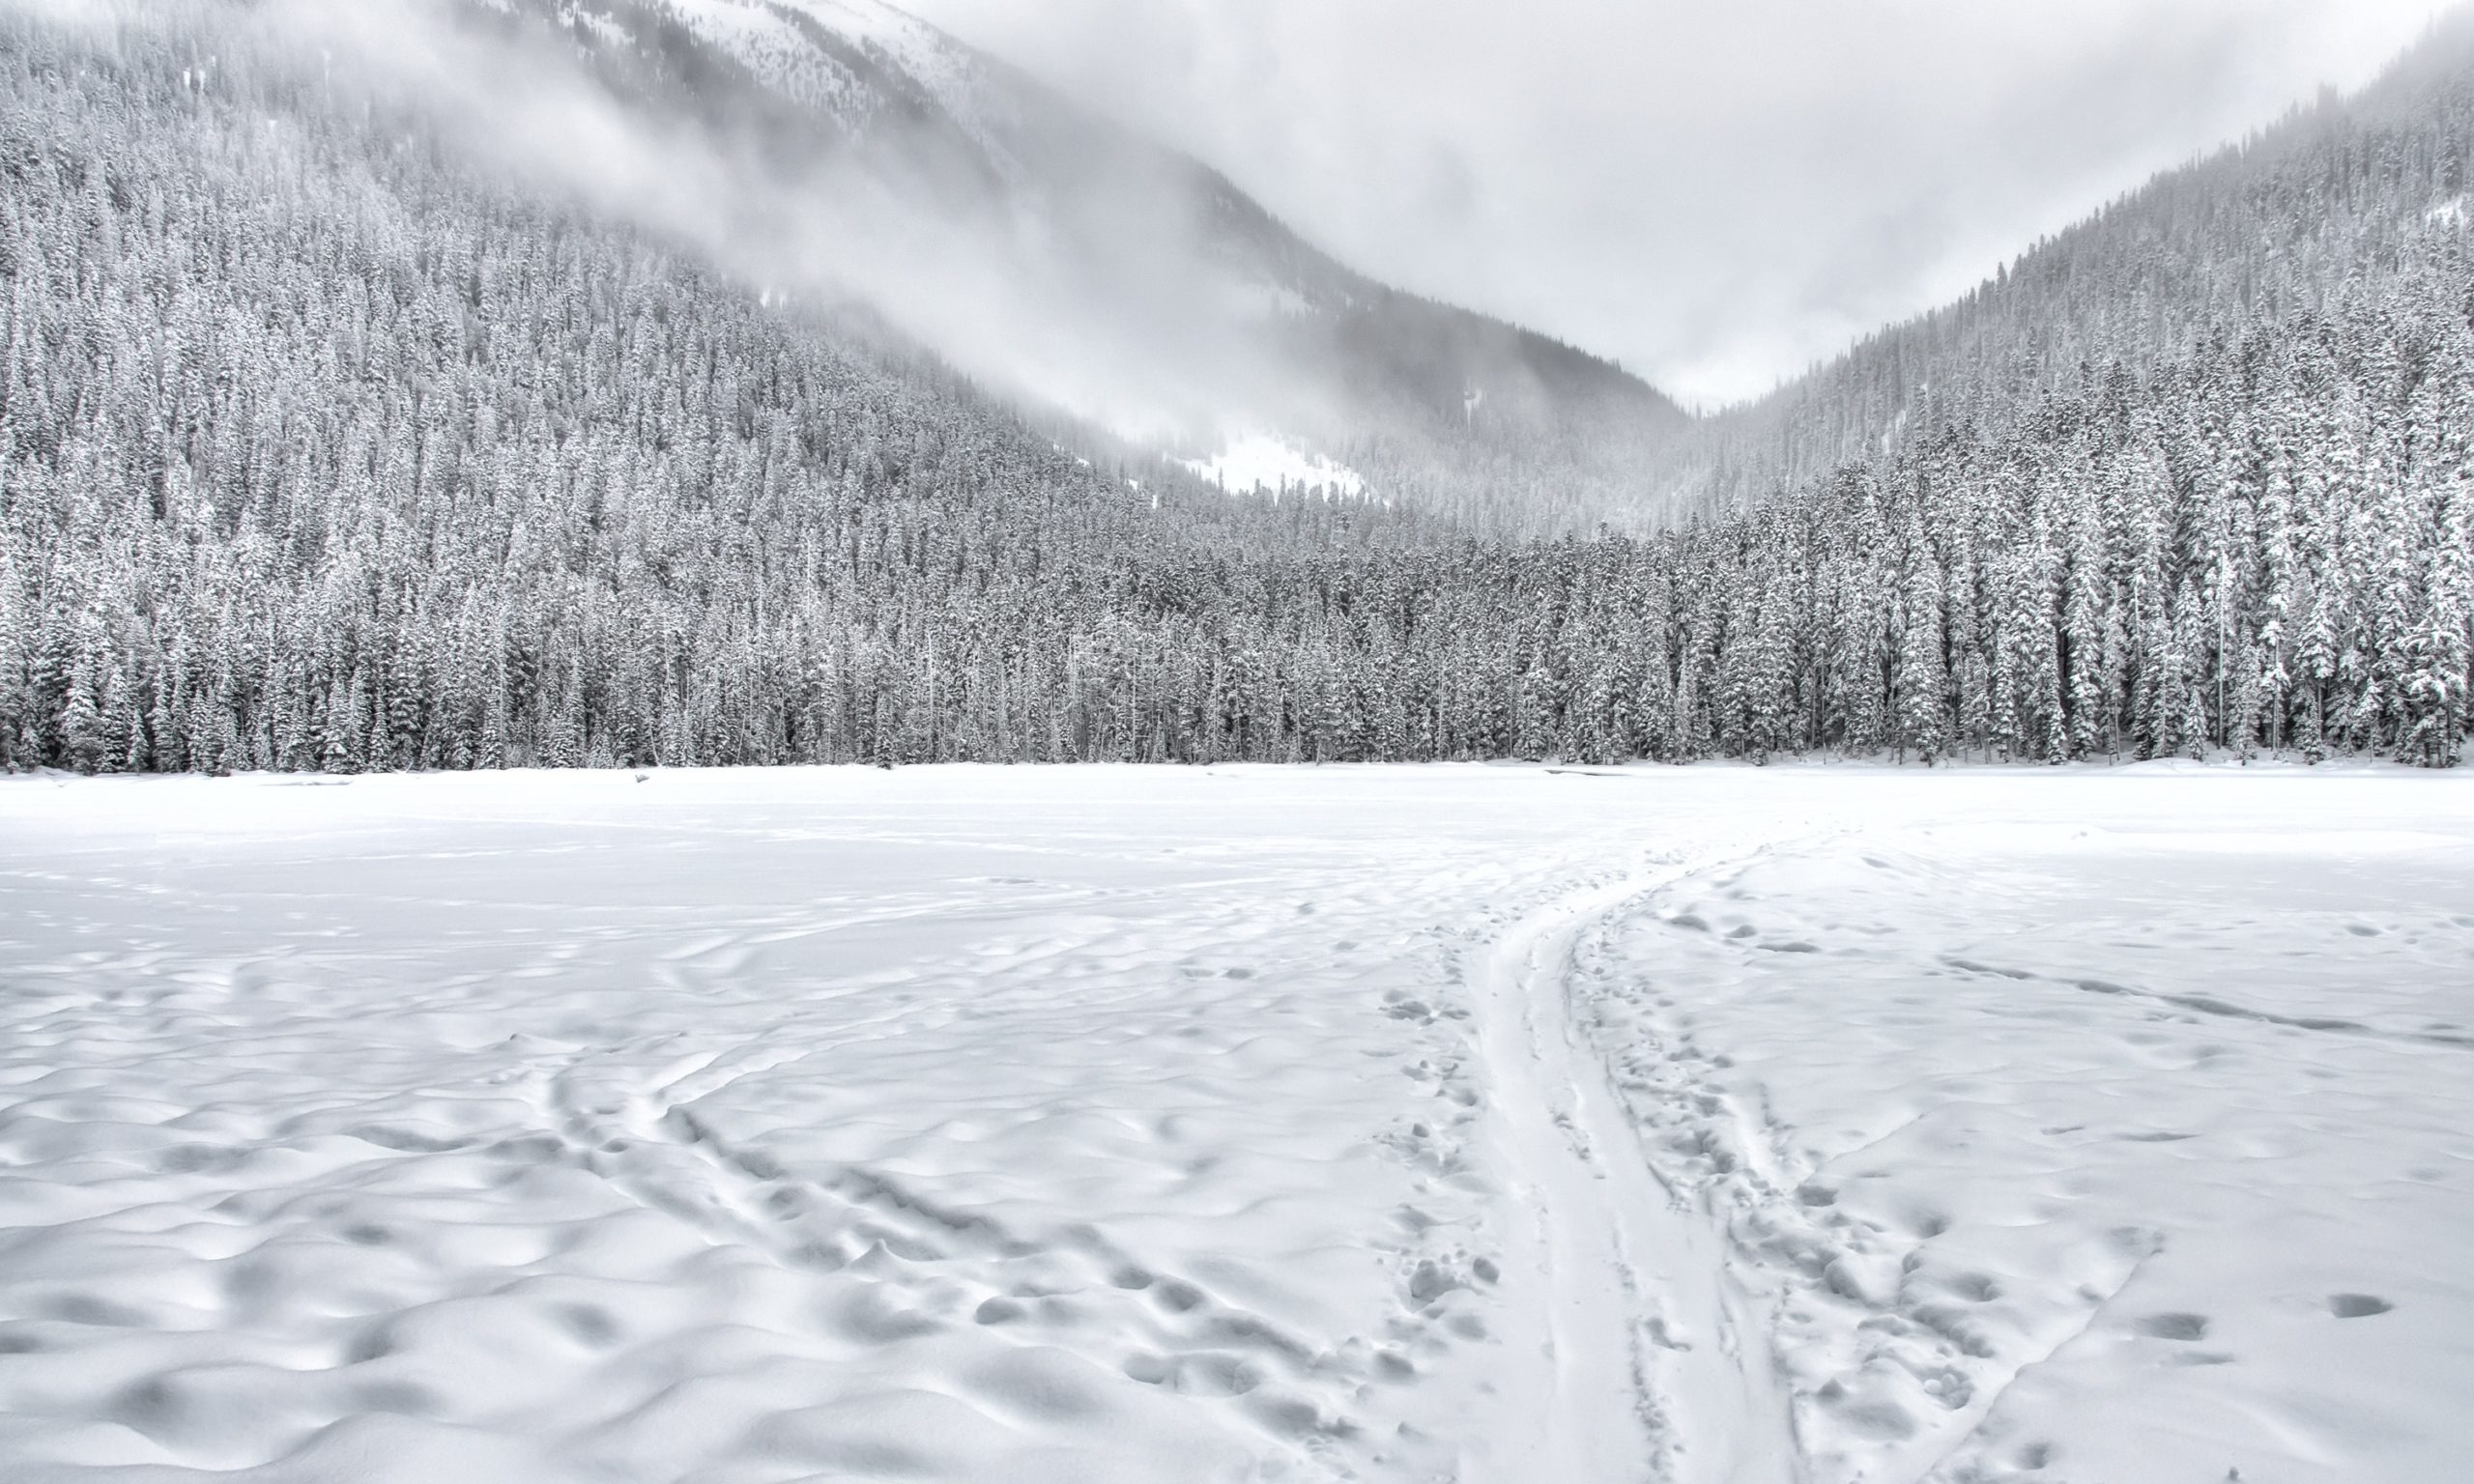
2426,194,2464,228
658,0,1030,185
557,4,630,48
653,0,988,134
659,0,870,118
1182,434,1366,498
1576,794,2474,1482
0,763,2466,1483
785,0,964,86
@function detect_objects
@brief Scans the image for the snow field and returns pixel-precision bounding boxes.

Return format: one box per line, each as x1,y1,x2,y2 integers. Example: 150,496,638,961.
0,763,2466,1482
1573,796,2474,1481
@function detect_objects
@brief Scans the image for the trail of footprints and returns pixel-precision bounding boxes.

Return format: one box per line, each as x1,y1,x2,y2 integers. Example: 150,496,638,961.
488,899,1526,1474
531,1040,1366,1441
1376,931,1506,1311
1567,870,2418,1481
1567,900,2066,1466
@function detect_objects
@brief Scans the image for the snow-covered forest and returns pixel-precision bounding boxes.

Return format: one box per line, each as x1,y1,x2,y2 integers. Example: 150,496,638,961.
2,3,2470,776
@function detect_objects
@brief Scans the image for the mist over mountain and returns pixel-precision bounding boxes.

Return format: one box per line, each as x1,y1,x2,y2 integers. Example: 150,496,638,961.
305,0,1689,532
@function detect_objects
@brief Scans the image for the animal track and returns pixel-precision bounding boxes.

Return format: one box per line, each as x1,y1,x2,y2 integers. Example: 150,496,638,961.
2133,1312,2209,1341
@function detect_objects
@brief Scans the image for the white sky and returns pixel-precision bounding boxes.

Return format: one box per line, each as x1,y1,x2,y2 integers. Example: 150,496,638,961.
910,0,2458,409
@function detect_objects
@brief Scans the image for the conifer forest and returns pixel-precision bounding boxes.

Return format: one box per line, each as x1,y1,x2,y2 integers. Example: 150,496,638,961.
4,5,2469,775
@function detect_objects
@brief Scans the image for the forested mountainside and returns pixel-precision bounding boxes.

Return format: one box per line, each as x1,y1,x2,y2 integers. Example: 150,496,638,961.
481,0,1688,535
1665,14,2474,515
1,3,2467,773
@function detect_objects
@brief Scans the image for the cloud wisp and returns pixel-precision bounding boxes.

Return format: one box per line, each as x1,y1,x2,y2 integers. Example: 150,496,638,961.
166,0,1344,449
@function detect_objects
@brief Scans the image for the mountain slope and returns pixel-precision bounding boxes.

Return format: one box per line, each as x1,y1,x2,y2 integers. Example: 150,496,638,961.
1659,11,2474,513
449,0,1688,533
1,0,2462,781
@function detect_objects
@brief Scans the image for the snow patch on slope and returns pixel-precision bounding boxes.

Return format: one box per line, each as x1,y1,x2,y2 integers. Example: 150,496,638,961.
1183,434,1364,498
558,3,629,47
788,0,959,85
650,0,1029,181
656,0,877,118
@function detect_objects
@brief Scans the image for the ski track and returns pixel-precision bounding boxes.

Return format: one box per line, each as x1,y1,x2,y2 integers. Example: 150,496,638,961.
1468,842,1812,1484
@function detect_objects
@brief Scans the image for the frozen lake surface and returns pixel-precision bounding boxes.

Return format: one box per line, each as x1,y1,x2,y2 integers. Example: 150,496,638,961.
0,763,2466,1483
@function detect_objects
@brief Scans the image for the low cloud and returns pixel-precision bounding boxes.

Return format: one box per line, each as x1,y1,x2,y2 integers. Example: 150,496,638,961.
914,0,2455,407
179,0,1334,447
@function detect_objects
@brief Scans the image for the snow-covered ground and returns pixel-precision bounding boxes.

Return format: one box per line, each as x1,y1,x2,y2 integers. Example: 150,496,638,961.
0,763,2465,1483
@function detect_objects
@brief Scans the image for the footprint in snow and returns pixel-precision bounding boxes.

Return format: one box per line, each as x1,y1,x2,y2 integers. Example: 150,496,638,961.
2132,1312,2209,1341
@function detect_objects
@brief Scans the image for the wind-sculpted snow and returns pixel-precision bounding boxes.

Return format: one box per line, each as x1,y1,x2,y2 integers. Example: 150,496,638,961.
0,765,2466,1481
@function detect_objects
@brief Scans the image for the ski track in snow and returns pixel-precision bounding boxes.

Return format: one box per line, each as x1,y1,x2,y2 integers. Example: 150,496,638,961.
1468,844,1812,1484
0,764,2468,1483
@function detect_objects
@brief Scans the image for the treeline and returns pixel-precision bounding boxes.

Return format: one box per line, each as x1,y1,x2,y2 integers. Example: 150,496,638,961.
1,10,2467,773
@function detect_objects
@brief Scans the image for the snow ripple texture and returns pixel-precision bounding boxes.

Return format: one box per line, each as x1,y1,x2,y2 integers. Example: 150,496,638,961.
0,764,2466,1483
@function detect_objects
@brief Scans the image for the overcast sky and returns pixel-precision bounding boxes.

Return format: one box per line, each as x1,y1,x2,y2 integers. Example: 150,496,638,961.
910,0,2456,409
